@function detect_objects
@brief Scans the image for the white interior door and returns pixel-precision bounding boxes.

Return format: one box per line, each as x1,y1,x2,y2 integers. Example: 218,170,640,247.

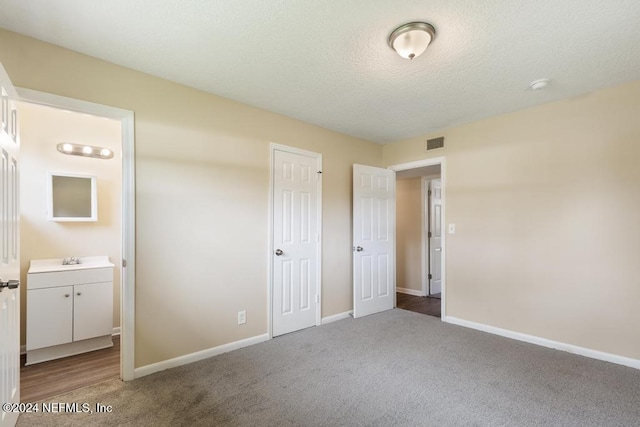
353,164,395,318
429,179,442,295
272,147,320,337
0,63,21,427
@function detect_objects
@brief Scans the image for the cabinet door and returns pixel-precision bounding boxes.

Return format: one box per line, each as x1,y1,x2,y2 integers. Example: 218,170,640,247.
26,286,73,350
73,281,113,341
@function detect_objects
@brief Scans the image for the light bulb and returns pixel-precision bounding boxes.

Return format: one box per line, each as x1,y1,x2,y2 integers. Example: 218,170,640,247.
82,146,93,155
62,143,73,152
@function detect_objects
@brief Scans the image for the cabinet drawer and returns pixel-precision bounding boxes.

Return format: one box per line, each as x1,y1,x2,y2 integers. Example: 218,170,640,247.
28,267,113,289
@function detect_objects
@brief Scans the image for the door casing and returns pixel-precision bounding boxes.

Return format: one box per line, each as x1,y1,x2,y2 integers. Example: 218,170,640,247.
17,88,136,380
389,157,446,319
268,142,322,338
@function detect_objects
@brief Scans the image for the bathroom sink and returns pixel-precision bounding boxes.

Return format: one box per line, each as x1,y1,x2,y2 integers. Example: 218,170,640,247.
28,256,115,274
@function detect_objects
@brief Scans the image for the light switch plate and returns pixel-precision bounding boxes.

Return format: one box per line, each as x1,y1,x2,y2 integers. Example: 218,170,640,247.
448,224,456,234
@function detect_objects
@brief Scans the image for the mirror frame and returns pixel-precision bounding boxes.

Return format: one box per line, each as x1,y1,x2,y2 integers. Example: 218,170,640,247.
47,172,98,222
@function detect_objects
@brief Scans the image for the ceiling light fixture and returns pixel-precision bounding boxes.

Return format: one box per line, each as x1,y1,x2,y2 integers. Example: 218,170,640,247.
56,142,114,159
530,79,550,90
388,22,436,60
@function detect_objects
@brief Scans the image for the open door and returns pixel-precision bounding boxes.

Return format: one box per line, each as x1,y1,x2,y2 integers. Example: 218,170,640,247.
0,63,21,427
429,179,442,295
352,164,395,318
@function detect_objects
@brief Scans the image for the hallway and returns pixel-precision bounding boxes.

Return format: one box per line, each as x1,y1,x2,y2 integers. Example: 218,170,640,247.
396,292,441,318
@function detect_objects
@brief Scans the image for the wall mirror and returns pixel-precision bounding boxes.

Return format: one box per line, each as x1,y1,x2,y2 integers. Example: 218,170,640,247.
47,172,98,222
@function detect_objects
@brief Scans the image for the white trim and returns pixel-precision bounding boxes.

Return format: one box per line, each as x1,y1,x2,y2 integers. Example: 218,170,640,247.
396,287,423,297
445,316,640,370
134,334,269,378
421,177,428,297
268,143,323,337
17,87,136,381
112,327,121,336
389,157,446,320
121,108,136,381
321,311,353,324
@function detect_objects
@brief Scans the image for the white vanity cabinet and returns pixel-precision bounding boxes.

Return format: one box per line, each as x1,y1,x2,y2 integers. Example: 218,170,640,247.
26,256,115,365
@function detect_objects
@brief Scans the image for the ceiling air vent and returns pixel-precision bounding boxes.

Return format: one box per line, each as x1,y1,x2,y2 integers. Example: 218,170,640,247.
426,136,444,151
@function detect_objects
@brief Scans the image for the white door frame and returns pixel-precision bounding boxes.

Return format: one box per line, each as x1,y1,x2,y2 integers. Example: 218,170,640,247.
268,142,322,338
389,157,446,319
17,88,136,380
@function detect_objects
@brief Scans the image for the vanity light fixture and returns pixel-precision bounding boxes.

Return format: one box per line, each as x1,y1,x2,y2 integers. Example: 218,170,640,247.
56,142,114,159
388,22,436,60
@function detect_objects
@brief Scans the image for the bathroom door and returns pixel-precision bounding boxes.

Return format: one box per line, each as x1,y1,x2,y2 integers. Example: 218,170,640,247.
0,63,21,427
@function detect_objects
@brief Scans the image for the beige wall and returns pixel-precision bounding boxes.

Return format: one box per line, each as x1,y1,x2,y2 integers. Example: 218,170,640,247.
19,102,122,345
0,30,382,367
396,178,423,293
384,80,640,360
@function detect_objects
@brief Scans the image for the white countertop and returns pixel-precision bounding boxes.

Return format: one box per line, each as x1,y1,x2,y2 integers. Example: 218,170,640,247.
28,256,115,274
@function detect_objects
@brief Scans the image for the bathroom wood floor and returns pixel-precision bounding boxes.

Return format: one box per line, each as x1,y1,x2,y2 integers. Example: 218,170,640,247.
396,292,441,318
20,335,120,402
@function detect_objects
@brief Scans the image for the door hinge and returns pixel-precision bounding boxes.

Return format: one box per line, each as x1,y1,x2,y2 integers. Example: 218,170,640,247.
428,190,432,197
316,294,320,303
428,274,432,280
122,259,127,268
428,231,432,238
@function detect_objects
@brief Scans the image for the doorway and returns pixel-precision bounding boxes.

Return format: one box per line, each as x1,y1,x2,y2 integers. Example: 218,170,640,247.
16,88,135,397
391,157,446,319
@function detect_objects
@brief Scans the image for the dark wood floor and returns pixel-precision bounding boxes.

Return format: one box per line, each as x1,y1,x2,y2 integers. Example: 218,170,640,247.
396,292,441,317
20,335,120,402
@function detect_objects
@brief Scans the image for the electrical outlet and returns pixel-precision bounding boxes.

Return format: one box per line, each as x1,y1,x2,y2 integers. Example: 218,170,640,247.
237,310,246,325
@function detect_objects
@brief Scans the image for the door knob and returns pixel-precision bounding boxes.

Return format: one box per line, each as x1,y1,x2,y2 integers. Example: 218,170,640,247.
355,246,364,252
275,249,284,256
0,278,19,292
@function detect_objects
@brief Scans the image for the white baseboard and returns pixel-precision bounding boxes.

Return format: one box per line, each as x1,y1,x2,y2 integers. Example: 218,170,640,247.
134,333,269,379
445,316,640,370
112,327,121,336
321,311,352,324
396,287,423,297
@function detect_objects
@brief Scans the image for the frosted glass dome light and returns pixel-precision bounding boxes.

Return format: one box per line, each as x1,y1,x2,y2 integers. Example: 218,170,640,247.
389,22,436,60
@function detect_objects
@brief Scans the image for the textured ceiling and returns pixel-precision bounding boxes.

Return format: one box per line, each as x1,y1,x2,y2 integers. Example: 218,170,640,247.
1,0,640,144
